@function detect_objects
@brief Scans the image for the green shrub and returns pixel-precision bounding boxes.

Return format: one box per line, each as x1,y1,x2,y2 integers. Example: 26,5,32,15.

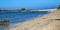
57,5,60,9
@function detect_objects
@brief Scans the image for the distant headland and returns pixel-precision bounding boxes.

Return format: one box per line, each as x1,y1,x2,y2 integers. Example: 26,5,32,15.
0,5,60,12
0,9,57,12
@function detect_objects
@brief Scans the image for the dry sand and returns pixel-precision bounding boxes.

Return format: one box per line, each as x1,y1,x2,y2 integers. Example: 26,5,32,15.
5,9,60,30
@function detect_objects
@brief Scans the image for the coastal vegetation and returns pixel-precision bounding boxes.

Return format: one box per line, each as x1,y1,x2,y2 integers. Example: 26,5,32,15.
0,20,10,26
57,5,60,9
21,8,26,11
0,8,29,12
0,9,2,11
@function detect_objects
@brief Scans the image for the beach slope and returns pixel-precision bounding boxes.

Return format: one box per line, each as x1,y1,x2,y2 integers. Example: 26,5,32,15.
6,9,60,30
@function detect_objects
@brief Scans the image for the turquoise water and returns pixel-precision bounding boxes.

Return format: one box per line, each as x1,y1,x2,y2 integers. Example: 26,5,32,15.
0,12,49,30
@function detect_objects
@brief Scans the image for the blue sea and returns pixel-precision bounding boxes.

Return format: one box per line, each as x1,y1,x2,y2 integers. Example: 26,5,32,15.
0,12,49,30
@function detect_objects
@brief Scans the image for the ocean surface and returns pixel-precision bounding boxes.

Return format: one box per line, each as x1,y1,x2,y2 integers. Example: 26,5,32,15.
0,12,49,30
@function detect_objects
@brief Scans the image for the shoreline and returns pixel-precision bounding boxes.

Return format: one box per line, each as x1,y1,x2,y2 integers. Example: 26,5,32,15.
8,13,46,27
6,9,60,30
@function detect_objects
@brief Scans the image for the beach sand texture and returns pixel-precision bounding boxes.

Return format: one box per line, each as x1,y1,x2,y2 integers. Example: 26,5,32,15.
5,9,60,30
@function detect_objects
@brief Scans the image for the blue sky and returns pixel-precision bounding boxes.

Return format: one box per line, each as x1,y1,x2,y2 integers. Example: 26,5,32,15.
0,0,60,10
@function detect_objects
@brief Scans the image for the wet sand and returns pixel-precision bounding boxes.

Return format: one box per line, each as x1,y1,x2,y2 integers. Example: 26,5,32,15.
5,9,60,30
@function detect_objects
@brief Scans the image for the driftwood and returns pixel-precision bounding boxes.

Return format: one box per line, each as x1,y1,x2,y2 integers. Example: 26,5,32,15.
51,19,60,21
54,19,60,20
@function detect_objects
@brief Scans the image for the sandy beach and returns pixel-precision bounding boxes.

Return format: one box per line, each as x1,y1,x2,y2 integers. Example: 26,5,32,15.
5,9,60,30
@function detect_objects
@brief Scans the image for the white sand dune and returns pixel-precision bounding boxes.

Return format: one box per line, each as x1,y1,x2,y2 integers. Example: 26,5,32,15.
5,9,60,30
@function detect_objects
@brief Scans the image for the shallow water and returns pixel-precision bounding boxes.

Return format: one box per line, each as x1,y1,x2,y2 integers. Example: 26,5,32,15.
0,12,49,30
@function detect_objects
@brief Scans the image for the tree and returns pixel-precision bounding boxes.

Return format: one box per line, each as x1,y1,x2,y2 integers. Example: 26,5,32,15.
21,8,26,11
0,9,2,11
57,5,60,9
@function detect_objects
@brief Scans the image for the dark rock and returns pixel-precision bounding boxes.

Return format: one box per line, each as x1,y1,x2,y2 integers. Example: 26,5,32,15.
0,20,10,26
